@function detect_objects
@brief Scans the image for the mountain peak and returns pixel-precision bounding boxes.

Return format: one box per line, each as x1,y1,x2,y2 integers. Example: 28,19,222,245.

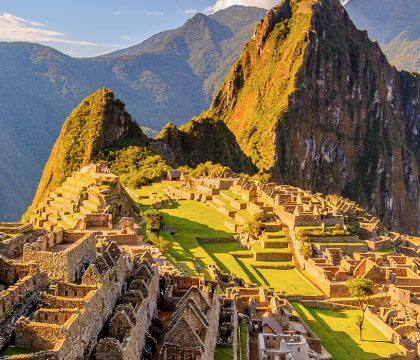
209,0,419,233
24,88,146,219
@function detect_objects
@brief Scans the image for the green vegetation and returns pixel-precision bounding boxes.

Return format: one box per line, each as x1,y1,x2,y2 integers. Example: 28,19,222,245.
136,186,321,296
99,146,169,188
210,0,314,170
292,303,402,360
296,226,353,239
300,242,313,259
187,161,232,178
244,213,266,240
143,209,164,234
347,278,375,340
0,347,35,356
156,116,254,173
215,346,234,360
23,89,146,220
238,321,248,360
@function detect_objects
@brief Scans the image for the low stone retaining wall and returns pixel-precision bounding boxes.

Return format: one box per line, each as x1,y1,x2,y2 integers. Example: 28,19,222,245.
365,238,392,250
252,263,294,270
231,200,247,210
312,243,368,255
0,223,33,235
260,239,288,249
224,220,242,233
309,235,361,243
232,253,253,259
253,251,292,262
300,300,357,310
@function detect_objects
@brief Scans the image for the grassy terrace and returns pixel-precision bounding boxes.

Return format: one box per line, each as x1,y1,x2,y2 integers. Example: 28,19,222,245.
133,184,321,296
292,303,403,360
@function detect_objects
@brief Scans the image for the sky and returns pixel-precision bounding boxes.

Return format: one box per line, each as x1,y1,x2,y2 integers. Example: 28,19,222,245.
0,0,278,58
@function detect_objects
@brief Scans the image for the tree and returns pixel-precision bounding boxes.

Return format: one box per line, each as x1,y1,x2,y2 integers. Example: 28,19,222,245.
245,213,266,240
300,242,313,259
143,209,164,235
346,278,374,340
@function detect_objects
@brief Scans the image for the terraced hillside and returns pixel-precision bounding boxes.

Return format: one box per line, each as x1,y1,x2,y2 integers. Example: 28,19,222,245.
30,165,136,231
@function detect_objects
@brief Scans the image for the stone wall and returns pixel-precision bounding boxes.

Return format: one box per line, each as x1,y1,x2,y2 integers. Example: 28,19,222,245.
0,272,48,322
253,251,292,262
51,255,127,359
0,230,46,259
203,291,221,360
23,232,97,282
95,260,159,360
0,223,33,235
365,307,417,360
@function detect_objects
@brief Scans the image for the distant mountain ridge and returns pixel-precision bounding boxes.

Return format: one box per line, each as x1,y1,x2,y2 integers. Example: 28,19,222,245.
344,0,419,72
0,6,266,221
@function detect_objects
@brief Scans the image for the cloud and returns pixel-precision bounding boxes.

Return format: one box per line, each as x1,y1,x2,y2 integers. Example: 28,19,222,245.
205,0,277,13
177,9,199,15
0,13,98,46
145,11,164,16
121,35,131,40
113,10,121,16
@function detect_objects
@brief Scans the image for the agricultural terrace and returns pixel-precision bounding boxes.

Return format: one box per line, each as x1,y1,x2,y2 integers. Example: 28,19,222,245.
131,183,321,296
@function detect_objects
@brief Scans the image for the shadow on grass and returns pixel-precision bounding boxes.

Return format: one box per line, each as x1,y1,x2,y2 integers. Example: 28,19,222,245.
252,266,270,286
236,258,261,285
297,305,401,360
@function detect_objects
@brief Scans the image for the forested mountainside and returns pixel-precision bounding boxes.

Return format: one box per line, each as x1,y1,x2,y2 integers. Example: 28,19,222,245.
0,6,265,221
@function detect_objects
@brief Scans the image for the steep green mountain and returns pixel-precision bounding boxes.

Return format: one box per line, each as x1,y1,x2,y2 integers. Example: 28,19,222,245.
0,6,265,221
24,89,147,219
344,0,419,72
206,0,419,234
152,116,254,172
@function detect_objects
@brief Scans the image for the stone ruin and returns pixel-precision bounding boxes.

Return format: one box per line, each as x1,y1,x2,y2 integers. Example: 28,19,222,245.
159,286,220,360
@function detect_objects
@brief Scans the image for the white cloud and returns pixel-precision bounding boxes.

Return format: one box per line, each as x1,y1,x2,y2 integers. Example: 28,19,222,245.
205,0,277,14
178,9,199,15
121,35,131,40
145,11,164,16
0,13,98,46
113,10,121,16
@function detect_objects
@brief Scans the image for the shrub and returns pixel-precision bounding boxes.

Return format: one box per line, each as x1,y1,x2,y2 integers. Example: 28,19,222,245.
143,209,164,234
245,213,266,239
300,243,313,259
98,146,169,188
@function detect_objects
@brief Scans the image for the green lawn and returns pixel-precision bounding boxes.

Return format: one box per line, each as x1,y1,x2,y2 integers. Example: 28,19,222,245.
292,303,403,360
215,346,234,360
201,242,320,296
135,188,321,296
159,200,234,277
238,321,248,360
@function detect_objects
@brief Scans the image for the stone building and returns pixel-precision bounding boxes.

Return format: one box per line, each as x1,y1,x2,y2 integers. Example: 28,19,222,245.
159,286,220,360
22,230,97,282
95,256,160,360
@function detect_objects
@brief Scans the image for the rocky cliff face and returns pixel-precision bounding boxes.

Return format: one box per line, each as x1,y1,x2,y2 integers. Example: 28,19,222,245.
25,89,147,218
210,0,419,234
